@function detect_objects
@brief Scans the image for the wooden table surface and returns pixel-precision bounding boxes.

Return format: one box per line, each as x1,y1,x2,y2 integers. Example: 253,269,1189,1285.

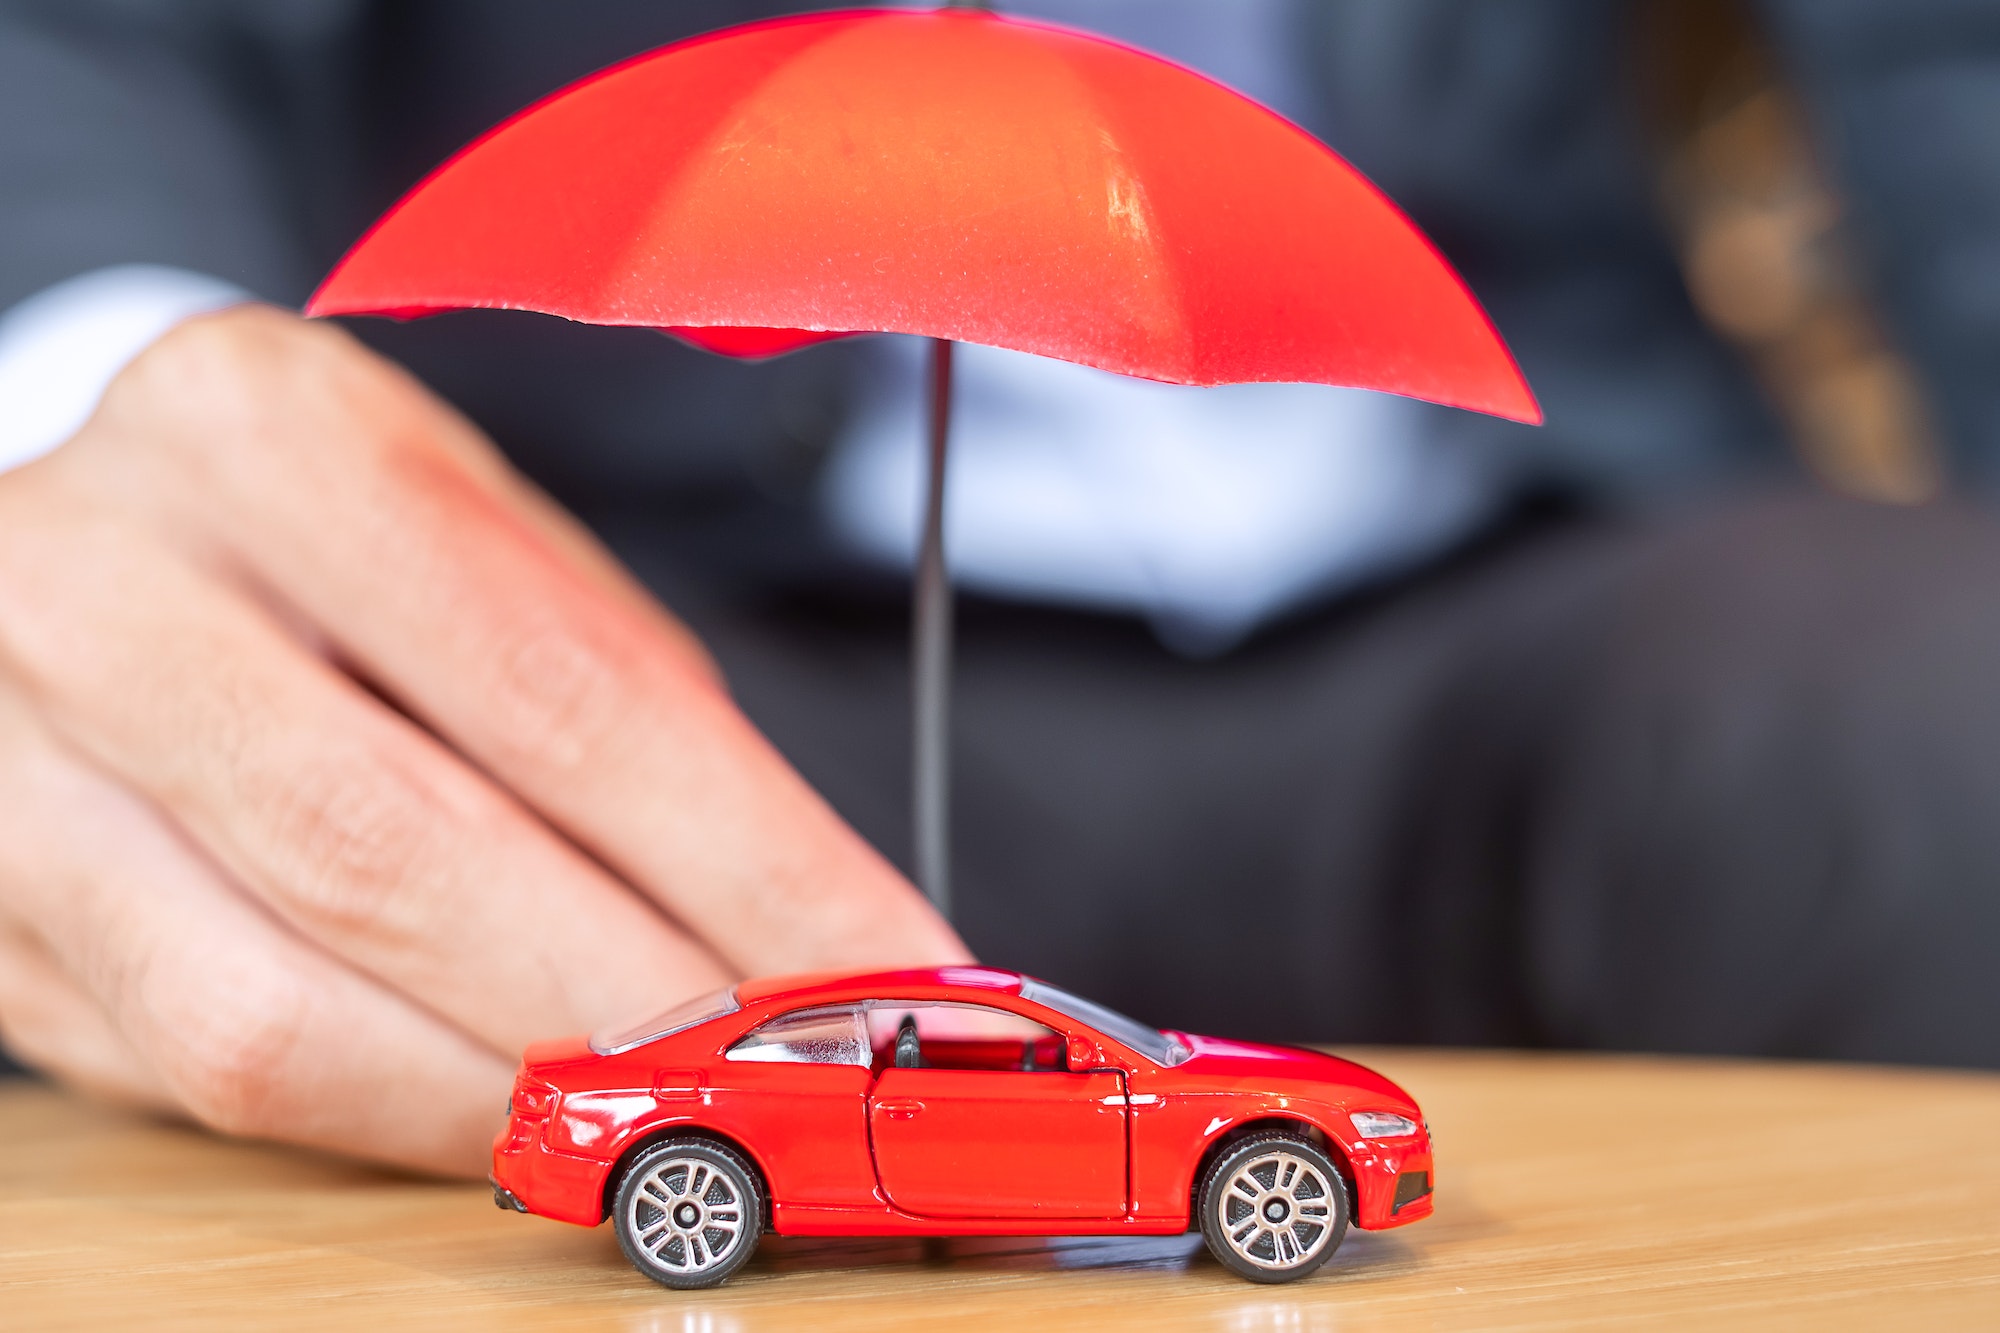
5,1048,1997,1331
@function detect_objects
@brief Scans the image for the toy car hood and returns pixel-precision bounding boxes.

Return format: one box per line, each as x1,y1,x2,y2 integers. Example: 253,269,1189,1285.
1166,1032,1422,1114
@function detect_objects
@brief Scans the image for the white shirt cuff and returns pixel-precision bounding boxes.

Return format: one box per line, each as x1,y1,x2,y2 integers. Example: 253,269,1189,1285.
0,265,252,474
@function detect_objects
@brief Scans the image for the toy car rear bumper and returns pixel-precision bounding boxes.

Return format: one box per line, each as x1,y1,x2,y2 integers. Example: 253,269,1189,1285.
491,1113,613,1227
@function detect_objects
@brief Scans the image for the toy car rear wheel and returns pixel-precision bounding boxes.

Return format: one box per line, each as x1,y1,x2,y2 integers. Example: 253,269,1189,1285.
613,1138,764,1289
1197,1133,1349,1283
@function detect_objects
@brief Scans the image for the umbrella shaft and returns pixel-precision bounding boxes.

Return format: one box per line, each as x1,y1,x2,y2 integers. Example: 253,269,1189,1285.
913,337,954,917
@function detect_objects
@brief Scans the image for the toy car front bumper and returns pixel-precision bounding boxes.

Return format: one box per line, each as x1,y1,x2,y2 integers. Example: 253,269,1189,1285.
490,1177,530,1213
1349,1137,1435,1229
1391,1167,1433,1215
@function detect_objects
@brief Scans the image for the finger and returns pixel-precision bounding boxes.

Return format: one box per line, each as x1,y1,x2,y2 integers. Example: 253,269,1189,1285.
407,400,725,686
101,309,969,977
0,488,734,1058
83,307,720,683
0,917,172,1111
0,689,511,1174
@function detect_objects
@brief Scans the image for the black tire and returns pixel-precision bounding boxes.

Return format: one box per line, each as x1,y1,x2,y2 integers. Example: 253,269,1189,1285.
1197,1133,1350,1283
613,1137,765,1289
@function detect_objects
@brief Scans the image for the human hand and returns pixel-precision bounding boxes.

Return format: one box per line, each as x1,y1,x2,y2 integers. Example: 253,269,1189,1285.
0,305,969,1174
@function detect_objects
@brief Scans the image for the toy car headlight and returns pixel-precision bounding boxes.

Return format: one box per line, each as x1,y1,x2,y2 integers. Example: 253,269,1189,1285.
1348,1110,1420,1139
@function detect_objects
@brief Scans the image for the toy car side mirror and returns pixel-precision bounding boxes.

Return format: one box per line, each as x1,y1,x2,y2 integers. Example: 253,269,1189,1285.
1067,1036,1099,1069
895,1016,923,1069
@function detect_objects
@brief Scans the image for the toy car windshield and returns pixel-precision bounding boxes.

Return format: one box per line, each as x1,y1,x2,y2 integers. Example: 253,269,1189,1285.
1019,978,1190,1066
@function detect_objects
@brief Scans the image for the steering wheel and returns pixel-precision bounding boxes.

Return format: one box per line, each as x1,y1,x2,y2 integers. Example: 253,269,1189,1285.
894,1014,923,1069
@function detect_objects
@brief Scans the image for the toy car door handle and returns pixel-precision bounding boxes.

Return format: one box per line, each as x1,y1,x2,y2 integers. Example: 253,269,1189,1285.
876,1099,925,1119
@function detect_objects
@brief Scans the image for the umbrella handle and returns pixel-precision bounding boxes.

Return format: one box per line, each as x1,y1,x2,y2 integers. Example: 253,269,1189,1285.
913,337,955,918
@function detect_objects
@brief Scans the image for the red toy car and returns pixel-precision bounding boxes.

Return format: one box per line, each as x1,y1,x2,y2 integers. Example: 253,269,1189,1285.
491,967,1433,1287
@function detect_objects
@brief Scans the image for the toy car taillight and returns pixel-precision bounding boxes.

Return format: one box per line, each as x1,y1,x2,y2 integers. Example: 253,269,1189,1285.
511,1076,558,1116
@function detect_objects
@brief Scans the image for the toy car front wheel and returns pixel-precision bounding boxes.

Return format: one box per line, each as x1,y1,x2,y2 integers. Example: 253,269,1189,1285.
1197,1133,1350,1283
613,1138,764,1289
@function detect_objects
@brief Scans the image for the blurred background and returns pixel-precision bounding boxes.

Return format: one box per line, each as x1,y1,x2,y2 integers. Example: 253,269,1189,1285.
3,0,1997,1066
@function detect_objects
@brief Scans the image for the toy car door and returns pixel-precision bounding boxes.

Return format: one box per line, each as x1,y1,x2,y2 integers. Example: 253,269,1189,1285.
713,1004,877,1209
864,1003,1127,1218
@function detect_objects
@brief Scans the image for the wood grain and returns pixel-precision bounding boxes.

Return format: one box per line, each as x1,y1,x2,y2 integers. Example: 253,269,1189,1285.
5,1049,1997,1330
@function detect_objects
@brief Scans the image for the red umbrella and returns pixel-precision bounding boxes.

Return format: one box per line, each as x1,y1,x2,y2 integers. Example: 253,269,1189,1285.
307,5,1539,917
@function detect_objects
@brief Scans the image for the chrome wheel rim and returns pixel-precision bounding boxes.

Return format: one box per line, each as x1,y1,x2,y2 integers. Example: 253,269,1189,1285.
1215,1149,1336,1271
626,1156,748,1276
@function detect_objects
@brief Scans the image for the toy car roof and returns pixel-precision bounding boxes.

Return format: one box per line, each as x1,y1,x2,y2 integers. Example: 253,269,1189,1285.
734,966,1027,1006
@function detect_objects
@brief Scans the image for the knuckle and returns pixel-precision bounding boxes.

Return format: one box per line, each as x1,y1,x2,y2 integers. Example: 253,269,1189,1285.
127,308,275,412
486,622,626,772
147,960,310,1137
113,307,364,464
260,748,451,940
109,319,283,472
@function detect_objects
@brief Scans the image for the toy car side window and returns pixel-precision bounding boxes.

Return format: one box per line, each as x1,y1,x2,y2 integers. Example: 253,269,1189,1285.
862,1001,1066,1072
726,1004,870,1066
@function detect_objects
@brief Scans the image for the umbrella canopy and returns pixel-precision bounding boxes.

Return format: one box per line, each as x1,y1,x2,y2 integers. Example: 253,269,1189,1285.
306,6,1539,920
306,7,1537,422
